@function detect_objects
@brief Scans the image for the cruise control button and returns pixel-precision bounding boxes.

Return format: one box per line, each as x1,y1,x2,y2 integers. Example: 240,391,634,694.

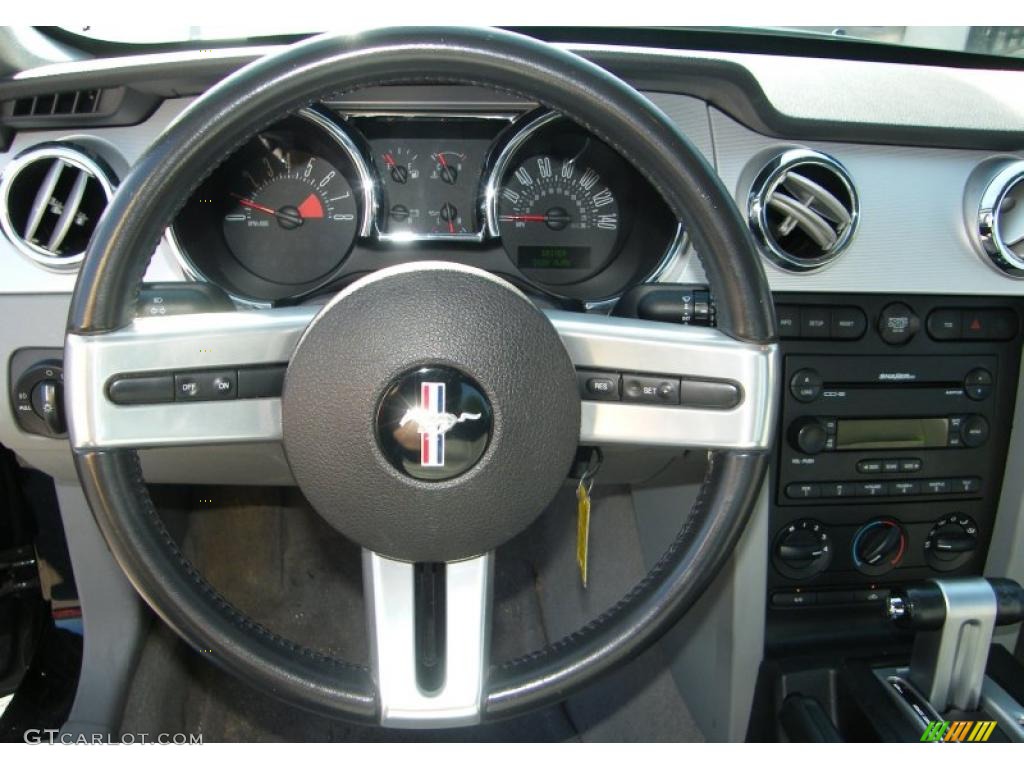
679,379,741,409
577,370,621,401
831,307,867,340
622,375,679,405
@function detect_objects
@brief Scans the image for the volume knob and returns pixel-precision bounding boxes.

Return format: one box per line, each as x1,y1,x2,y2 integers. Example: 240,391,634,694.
790,417,828,455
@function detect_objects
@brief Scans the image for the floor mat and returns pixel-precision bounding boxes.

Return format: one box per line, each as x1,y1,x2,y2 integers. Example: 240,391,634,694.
120,483,703,741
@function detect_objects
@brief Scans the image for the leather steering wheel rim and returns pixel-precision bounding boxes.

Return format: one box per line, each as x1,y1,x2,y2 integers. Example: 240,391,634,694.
66,27,777,724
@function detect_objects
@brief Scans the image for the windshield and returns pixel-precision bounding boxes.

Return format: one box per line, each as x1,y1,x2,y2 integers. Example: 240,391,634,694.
59,26,1024,60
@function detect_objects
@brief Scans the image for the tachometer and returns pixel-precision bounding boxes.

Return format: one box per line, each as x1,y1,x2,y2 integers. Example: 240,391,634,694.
223,150,358,285
496,154,620,281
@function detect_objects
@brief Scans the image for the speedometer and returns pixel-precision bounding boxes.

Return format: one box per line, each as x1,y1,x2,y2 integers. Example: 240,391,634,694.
496,154,620,282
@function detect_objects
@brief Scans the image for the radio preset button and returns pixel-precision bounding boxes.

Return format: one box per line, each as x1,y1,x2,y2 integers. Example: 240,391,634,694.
821,482,854,498
790,369,823,403
878,302,919,345
857,482,887,497
923,479,950,494
889,480,920,496
786,483,821,500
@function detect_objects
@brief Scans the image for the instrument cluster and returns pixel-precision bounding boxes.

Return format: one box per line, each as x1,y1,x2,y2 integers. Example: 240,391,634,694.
170,107,679,305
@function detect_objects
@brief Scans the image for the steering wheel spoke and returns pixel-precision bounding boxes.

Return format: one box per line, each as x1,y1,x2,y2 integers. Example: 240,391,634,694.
547,310,779,452
64,306,315,449
363,550,493,727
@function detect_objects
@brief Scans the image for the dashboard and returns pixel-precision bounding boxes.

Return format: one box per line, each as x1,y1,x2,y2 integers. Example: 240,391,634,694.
1,32,1024,741
170,107,677,306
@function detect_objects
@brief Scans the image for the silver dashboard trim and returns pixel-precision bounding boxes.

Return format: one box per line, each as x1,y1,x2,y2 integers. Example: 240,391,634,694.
363,551,492,728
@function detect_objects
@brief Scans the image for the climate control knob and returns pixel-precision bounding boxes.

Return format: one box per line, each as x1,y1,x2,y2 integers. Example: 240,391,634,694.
772,519,833,579
924,514,979,572
789,417,829,455
852,519,906,577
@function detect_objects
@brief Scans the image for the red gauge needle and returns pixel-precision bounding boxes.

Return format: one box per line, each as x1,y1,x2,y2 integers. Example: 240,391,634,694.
382,153,396,168
233,195,276,216
499,214,551,222
448,217,455,234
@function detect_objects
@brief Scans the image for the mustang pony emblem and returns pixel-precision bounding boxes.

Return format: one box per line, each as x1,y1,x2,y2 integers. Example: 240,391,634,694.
399,382,481,467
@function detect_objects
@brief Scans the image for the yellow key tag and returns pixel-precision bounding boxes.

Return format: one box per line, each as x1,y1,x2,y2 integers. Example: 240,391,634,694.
576,479,592,588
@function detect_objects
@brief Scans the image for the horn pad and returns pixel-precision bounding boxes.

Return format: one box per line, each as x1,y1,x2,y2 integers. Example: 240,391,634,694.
281,263,581,563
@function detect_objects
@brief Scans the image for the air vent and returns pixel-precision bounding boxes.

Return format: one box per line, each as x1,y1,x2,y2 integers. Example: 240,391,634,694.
0,144,115,270
747,149,859,272
974,159,1024,278
11,89,101,118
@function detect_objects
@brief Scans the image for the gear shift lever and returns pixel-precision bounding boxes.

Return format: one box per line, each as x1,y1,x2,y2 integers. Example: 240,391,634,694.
886,577,1024,712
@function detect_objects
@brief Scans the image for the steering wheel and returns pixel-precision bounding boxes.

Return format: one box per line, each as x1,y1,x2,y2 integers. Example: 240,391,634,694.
64,28,779,728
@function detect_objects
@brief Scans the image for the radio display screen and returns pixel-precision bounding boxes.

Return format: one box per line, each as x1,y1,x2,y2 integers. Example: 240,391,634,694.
836,418,949,450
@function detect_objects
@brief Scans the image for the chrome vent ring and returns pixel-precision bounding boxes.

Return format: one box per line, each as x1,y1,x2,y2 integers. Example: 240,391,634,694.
976,160,1024,277
748,149,858,272
0,143,115,271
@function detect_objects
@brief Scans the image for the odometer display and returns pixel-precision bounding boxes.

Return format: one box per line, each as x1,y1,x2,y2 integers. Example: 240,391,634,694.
517,245,591,270
497,153,620,284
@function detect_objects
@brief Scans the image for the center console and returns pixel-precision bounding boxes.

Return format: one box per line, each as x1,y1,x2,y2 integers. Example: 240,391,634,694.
767,293,1022,634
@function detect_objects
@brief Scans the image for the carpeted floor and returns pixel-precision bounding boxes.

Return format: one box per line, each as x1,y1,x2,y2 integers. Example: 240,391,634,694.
119,483,704,742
